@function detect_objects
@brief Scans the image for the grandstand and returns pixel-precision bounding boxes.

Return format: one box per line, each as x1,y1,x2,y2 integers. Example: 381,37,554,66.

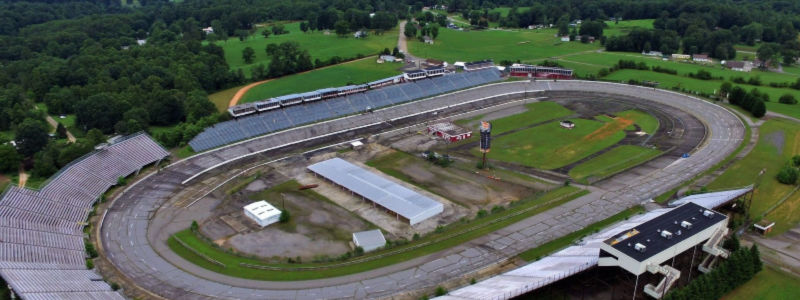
191,68,503,152
0,133,169,299
508,64,573,79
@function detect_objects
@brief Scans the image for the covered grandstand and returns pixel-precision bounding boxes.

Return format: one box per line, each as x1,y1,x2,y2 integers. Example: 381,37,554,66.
0,133,169,299
437,188,747,300
190,68,503,152
308,158,443,225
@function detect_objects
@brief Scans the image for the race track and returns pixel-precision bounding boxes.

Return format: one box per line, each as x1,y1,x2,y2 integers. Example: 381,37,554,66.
100,80,744,299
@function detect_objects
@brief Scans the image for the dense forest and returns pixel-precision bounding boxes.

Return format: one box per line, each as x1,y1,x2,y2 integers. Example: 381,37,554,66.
3,0,800,180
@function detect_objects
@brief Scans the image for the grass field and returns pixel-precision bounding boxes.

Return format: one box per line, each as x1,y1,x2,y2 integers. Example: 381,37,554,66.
208,84,245,111
518,205,644,261
603,19,654,36
601,69,800,119
457,101,574,135
408,27,599,63
208,22,398,75
168,186,587,280
708,119,800,235
617,110,659,134
723,267,800,300
485,118,627,170
240,58,402,103
568,145,662,183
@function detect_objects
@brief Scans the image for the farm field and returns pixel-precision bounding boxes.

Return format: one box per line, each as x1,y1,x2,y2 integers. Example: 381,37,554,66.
483,118,627,170
723,267,800,300
708,119,800,236
568,145,662,183
168,185,587,281
240,58,402,103
207,22,398,75
407,27,599,63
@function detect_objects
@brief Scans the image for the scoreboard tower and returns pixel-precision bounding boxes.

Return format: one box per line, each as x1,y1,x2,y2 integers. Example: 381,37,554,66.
479,121,491,167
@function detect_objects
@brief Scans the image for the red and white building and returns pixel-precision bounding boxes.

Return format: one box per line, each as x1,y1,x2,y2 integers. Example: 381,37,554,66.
427,122,472,143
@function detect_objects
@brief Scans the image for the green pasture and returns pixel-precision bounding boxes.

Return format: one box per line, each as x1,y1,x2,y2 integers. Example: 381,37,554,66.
708,119,800,235
240,58,402,103
208,84,245,112
723,267,800,300
568,145,662,183
408,27,599,63
207,22,398,75
485,118,626,170
168,186,587,281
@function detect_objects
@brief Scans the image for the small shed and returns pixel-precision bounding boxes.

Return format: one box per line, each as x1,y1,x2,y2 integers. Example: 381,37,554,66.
352,229,386,252
244,201,282,227
427,122,472,142
350,140,364,150
560,120,575,129
753,219,775,235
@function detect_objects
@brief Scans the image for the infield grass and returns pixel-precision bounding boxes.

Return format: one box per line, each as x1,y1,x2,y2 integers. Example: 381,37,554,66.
456,101,574,135
484,118,627,170
708,118,800,236
518,205,645,261
240,58,403,103
168,186,587,280
723,266,800,300
568,145,662,184
208,22,398,75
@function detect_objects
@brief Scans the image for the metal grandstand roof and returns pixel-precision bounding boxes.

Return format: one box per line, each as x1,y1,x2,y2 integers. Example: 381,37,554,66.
668,186,753,209
308,158,443,224
606,202,725,262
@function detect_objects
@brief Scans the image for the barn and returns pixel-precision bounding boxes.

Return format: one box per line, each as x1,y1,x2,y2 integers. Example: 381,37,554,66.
427,122,472,142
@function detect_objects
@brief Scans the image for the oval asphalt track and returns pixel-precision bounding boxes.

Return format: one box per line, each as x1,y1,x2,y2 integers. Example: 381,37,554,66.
100,81,744,299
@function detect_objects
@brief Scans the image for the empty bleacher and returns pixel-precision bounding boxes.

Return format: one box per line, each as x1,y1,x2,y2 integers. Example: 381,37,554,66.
189,68,503,151
0,132,169,299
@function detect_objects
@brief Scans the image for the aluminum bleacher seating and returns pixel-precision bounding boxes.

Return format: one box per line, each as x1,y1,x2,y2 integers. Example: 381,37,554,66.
0,132,168,299
189,69,503,151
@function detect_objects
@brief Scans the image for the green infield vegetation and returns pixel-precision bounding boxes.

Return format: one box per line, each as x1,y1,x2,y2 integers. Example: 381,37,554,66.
484,118,627,170
456,101,575,135
240,58,402,103
407,27,599,63
617,110,659,134
207,22,398,75
708,119,800,235
168,186,587,280
518,205,645,261
602,19,654,36
568,146,663,184
723,267,800,300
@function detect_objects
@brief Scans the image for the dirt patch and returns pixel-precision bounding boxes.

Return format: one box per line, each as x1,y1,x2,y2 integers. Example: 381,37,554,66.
765,130,785,155
583,117,634,142
244,179,268,191
228,227,351,259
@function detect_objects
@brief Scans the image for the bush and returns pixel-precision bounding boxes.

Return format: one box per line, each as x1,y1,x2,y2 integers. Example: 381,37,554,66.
793,155,800,167
689,69,712,80
85,241,98,258
116,176,127,186
279,210,290,223
434,286,448,296
776,164,799,185
110,282,120,291
413,233,420,241
190,220,199,232
779,94,798,104
490,205,505,214
470,278,477,285
476,210,488,218
86,259,94,269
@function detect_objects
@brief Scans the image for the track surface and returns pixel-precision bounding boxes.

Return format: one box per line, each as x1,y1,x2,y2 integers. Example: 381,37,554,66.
100,81,744,299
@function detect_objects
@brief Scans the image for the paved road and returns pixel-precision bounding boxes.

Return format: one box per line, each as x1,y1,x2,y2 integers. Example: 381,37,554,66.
100,81,744,299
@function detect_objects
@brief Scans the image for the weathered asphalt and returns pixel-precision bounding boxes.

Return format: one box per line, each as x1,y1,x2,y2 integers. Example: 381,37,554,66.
100,81,744,299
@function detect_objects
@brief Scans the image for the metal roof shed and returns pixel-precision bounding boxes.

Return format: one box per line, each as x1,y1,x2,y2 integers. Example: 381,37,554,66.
352,229,386,252
307,158,443,225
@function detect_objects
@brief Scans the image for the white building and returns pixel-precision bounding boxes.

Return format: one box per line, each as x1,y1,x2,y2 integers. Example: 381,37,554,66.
243,201,282,227
561,36,570,42
352,229,386,252
202,27,214,34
